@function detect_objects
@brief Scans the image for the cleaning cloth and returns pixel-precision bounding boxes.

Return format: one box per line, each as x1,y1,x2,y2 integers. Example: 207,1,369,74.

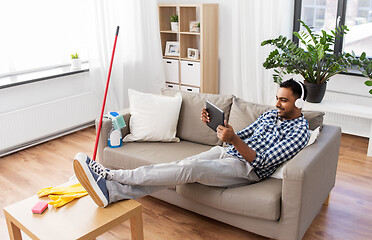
48,192,88,207
38,183,88,207
37,183,87,197
103,112,126,130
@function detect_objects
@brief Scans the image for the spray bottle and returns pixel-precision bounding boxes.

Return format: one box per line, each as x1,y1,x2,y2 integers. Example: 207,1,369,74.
103,112,126,148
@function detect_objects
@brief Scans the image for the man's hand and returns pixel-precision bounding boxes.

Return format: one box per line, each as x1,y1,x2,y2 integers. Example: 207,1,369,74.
201,108,210,124
217,120,238,144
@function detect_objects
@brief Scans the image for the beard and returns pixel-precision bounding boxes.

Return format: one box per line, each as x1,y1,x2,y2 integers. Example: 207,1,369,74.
277,107,289,119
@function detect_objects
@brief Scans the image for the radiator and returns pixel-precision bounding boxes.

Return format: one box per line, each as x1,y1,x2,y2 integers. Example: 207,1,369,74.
322,91,372,138
0,92,99,156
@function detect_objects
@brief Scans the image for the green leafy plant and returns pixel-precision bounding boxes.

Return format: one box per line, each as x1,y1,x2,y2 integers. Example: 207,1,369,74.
261,20,372,95
170,14,178,23
71,53,79,59
197,22,200,28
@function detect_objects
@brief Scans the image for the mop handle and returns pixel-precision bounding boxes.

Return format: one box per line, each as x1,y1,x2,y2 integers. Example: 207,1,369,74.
92,26,120,161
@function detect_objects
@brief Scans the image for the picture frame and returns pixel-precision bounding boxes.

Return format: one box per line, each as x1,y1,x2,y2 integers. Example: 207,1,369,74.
165,41,180,56
189,21,199,32
187,48,199,60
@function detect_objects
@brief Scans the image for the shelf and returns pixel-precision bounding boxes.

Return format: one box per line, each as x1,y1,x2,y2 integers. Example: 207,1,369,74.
180,7,198,32
161,31,178,34
159,3,218,94
180,34,200,59
163,56,179,60
180,32,200,35
180,58,200,62
159,4,178,7
159,6,177,31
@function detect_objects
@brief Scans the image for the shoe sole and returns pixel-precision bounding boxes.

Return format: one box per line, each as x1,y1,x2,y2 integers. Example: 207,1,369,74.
73,153,108,208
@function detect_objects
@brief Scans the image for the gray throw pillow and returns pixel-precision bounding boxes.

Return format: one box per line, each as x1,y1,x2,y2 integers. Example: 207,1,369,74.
228,97,272,132
302,110,325,130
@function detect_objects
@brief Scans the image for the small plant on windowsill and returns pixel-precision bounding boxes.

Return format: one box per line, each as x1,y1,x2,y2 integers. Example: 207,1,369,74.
261,20,372,103
170,14,179,32
71,53,81,70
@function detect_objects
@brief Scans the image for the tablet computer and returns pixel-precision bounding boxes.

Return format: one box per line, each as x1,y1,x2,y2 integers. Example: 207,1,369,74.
206,100,225,132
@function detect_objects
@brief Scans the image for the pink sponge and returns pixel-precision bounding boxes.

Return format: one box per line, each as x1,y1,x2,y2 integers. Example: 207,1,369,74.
32,201,48,214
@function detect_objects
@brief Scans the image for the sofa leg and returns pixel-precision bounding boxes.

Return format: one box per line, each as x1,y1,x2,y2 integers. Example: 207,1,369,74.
323,193,330,206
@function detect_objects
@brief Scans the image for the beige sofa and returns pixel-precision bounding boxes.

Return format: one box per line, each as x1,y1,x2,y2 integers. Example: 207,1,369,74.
96,89,341,240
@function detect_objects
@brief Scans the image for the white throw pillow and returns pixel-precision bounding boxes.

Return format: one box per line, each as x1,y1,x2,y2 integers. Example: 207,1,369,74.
123,89,182,142
270,127,320,179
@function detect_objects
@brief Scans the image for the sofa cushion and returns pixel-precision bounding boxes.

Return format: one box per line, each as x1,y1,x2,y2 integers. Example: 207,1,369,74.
229,97,324,131
102,140,212,170
176,178,282,221
228,97,272,132
302,110,325,130
161,89,234,146
123,89,182,142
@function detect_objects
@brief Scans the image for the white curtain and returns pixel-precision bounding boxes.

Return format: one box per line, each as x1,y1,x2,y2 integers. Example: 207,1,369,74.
231,0,294,105
89,0,165,111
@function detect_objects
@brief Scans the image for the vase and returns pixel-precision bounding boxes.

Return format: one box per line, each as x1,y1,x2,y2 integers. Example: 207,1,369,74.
171,22,178,32
303,81,327,103
71,58,81,70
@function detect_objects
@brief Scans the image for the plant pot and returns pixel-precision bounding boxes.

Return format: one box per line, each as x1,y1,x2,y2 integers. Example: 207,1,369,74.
304,81,327,103
71,58,81,70
171,22,178,32
196,27,200,33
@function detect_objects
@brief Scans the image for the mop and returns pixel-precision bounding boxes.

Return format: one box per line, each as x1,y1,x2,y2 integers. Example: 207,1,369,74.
93,25,120,161
36,26,121,208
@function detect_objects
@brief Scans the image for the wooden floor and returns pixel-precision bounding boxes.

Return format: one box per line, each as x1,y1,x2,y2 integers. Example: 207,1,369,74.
1,127,371,240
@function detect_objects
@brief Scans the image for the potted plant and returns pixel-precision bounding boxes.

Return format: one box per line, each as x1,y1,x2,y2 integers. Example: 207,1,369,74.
196,22,200,33
71,53,81,70
261,20,372,103
170,14,178,32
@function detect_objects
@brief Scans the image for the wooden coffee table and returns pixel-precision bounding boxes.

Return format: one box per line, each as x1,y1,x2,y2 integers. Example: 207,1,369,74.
3,192,143,240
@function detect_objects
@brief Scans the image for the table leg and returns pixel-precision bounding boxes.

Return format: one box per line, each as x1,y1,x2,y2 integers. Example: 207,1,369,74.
130,211,144,240
5,217,22,240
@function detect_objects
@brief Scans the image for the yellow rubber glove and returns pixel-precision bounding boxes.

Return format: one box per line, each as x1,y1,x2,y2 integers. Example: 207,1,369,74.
48,192,88,208
38,183,87,198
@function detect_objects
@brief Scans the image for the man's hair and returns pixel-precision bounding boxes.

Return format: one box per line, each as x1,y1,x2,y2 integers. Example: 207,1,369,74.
279,79,307,100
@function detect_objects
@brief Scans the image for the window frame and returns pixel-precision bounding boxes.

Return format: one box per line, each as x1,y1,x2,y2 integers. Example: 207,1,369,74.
292,0,372,77
293,0,347,54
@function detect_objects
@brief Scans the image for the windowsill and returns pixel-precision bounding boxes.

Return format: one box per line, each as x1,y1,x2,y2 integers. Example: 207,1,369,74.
0,62,89,89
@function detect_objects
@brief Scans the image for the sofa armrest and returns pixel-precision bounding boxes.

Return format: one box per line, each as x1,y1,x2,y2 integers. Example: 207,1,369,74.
279,125,341,240
95,108,131,165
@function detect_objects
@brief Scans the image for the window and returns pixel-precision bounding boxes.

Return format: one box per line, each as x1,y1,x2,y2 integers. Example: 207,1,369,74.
293,0,372,57
0,0,90,77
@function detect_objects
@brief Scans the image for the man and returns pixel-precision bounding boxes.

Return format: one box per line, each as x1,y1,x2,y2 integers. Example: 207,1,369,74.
73,79,310,208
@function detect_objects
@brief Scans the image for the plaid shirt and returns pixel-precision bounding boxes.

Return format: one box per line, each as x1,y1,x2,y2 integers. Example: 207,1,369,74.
226,109,310,180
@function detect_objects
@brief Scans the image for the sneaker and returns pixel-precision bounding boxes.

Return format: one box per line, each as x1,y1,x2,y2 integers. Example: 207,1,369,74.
73,154,110,208
75,153,113,180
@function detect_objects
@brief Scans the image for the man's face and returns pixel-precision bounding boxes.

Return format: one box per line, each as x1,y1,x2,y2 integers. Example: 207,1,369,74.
275,87,300,120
